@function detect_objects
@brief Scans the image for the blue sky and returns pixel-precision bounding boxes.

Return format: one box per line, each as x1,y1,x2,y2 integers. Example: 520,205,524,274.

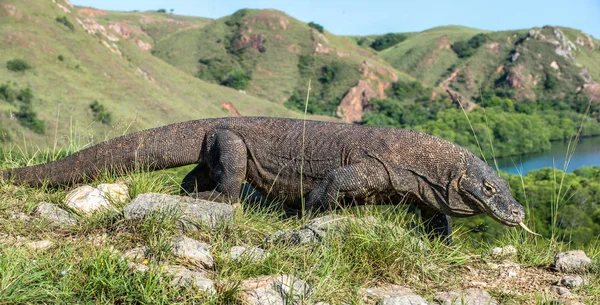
70,0,600,38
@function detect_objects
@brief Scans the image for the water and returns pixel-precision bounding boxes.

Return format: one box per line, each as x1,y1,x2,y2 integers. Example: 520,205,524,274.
493,136,600,175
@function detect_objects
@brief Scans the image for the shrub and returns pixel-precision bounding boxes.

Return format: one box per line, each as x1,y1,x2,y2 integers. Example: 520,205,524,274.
451,41,475,58
16,104,45,134
55,16,74,31
370,33,407,51
220,69,251,90
89,100,113,125
451,33,490,58
297,54,314,76
58,55,64,61
6,59,31,72
544,72,559,90
156,9,166,13
308,22,324,33
0,82,16,103
319,62,342,84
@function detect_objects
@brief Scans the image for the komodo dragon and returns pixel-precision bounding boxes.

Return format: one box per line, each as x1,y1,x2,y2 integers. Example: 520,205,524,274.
0,117,534,240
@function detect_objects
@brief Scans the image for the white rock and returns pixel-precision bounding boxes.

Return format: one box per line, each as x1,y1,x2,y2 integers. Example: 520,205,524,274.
26,240,53,250
97,183,129,203
550,285,570,296
240,274,311,305
491,245,517,258
363,285,428,305
171,236,213,269
560,275,587,288
228,246,269,262
122,247,147,262
163,265,214,293
435,288,499,305
65,186,110,214
127,261,149,273
554,250,593,273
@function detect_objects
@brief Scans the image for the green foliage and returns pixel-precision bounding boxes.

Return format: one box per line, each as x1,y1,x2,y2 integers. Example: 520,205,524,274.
156,8,167,13
0,81,17,103
370,33,407,51
544,72,559,90
55,16,74,31
220,69,251,90
284,90,339,116
6,59,31,72
308,21,324,33
451,33,490,58
57,55,64,61
16,104,45,134
297,54,315,76
319,62,342,84
361,80,450,128
89,100,113,125
0,82,45,134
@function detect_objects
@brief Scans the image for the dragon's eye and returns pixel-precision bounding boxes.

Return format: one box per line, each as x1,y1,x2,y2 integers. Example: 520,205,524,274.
483,181,497,194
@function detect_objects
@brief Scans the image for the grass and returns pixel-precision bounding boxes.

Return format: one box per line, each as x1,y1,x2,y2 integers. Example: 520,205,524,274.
1,140,600,304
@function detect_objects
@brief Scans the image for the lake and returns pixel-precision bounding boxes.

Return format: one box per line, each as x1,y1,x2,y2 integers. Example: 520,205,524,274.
493,136,600,175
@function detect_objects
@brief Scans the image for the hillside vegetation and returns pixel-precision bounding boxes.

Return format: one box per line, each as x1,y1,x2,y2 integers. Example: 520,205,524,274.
0,0,299,149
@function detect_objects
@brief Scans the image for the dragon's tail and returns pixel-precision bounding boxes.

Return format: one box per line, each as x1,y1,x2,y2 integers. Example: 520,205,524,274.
0,120,210,187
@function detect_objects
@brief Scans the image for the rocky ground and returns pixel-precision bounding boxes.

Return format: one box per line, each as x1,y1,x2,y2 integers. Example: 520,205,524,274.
1,182,598,304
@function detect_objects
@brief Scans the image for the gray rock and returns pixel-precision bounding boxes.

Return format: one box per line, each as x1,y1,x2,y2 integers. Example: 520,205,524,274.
171,236,213,269
434,288,499,305
559,275,587,289
35,202,77,225
363,285,428,305
228,246,269,262
123,193,234,229
264,229,318,246
554,250,593,273
550,285,570,296
163,265,214,293
122,246,148,262
303,214,378,239
264,215,379,246
240,274,311,305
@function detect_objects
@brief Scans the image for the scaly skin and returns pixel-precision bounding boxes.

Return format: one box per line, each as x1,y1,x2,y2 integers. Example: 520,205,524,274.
0,117,526,240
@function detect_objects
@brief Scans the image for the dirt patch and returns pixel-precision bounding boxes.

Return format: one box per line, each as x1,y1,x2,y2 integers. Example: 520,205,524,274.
78,7,107,17
3,4,23,19
56,3,71,13
221,102,241,116
495,65,504,74
136,39,152,51
421,35,451,67
582,82,600,101
287,44,299,53
234,34,267,53
337,80,378,123
485,41,500,53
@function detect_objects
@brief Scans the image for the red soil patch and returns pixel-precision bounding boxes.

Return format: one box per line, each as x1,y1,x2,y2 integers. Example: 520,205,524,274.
78,7,107,17
221,102,241,116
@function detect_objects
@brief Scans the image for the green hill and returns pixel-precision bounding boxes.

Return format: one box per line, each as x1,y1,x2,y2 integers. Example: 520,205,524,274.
0,0,299,148
151,9,414,120
380,25,600,103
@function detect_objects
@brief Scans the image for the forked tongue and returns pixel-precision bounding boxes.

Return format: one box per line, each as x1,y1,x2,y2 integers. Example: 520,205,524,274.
519,222,541,236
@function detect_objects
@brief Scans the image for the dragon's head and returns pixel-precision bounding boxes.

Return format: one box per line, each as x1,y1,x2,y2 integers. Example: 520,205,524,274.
457,158,526,228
